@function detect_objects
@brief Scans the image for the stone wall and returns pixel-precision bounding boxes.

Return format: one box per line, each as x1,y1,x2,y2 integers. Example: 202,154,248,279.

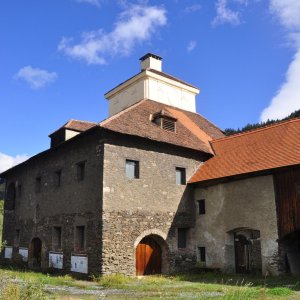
194,175,279,275
1,130,105,274
1,127,207,275
102,138,203,275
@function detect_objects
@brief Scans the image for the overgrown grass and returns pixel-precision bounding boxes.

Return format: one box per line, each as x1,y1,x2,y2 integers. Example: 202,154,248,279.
0,268,86,289
0,268,299,299
0,280,51,300
93,273,297,299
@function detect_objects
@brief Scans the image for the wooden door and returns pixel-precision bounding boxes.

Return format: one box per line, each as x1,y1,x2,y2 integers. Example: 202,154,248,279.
234,234,250,274
136,237,162,275
30,238,42,268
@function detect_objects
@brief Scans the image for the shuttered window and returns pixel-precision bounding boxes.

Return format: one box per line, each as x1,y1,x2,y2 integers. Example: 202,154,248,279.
126,160,139,179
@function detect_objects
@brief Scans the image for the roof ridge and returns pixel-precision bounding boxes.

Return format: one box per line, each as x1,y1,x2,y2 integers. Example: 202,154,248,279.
213,116,300,143
100,99,148,125
68,119,97,124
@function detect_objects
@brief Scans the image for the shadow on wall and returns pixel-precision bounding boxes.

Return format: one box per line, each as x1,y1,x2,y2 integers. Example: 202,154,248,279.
167,185,197,273
280,231,300,276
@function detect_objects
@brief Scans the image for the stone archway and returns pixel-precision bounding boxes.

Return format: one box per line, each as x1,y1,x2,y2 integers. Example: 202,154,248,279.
228,228,262,274
136,236,162,275
29,237,42,269
134,230,169,275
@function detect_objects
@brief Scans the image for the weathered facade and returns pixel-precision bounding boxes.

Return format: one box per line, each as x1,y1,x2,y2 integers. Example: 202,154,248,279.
194,175,279,275
1,53,300,276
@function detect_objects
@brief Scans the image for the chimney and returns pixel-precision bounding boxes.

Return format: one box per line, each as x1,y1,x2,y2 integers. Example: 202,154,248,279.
140,53,162,72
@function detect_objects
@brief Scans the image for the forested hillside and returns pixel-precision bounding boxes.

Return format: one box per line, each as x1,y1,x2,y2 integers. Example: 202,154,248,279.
225,109,300,136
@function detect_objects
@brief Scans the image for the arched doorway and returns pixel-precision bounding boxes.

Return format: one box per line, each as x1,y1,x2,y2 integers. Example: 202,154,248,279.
30,238,42,268
280,231,300,275
232,228,262,274
136,236,162,275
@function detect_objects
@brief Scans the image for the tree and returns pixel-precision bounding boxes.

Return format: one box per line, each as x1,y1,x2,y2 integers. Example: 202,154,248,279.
224,109,300,136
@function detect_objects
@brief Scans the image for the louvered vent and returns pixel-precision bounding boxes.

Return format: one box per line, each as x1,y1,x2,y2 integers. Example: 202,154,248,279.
152,109,177,133
162,118,176,132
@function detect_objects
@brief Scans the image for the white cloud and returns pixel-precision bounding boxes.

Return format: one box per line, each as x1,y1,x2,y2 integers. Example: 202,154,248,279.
269,0,300,30
58,4,167,65
260,0,300,121
187,40,197,53
184,4,201,14
15,66,57,89
76,0,101,7
0,153,29,173
212,0,248,26
261,50,300,121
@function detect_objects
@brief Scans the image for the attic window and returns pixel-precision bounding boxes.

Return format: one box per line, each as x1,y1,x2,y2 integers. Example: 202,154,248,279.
152,110,177,132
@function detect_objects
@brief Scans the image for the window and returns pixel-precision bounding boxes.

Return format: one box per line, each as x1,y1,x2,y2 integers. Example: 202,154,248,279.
18,184,22,197
5,183,16,210
178,228,188,248
35,176,41,193
197,199,206,215
77,162,86,181
125,159,139,179
198,247,206,263
15,229,20,246
75,226,85,251
52,226,62,249
55,170,62,187
176,167,186,185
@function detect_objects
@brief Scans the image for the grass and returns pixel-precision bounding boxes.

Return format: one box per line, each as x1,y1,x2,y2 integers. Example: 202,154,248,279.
93,272,299,299
0,268,299,299
0,268,88,289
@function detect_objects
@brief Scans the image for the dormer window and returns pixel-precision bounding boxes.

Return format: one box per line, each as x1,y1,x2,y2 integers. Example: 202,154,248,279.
152,110,177,132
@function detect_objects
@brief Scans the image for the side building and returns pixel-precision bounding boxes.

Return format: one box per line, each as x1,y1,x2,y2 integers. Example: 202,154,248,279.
190,118,300,276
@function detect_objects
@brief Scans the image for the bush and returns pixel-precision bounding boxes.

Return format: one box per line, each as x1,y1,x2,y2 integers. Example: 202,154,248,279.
93,273,134,288
0,280,49,300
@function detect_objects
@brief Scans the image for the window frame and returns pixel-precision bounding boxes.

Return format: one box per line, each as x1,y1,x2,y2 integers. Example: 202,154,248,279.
125,159,140,179
76,161,86,182
52,226,62,250
55,170,62,188
176,167,186,185
15,229,20,247
177,228,188,249
198,247,206,263
75,225,85,252
197,199,206,215
35,176,42,193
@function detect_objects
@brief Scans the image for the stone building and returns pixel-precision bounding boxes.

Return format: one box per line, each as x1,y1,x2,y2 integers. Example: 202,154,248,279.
1,53,300,276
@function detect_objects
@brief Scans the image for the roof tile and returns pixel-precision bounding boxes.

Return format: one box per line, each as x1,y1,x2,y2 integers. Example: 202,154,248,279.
189,118,300,183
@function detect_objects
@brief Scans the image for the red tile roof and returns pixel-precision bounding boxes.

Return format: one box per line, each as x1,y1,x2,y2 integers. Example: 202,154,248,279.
100,99,224,154
189,118,300,183
49,119,97,137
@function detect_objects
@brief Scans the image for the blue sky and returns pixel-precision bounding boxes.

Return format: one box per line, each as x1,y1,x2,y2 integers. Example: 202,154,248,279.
1,0,300,171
